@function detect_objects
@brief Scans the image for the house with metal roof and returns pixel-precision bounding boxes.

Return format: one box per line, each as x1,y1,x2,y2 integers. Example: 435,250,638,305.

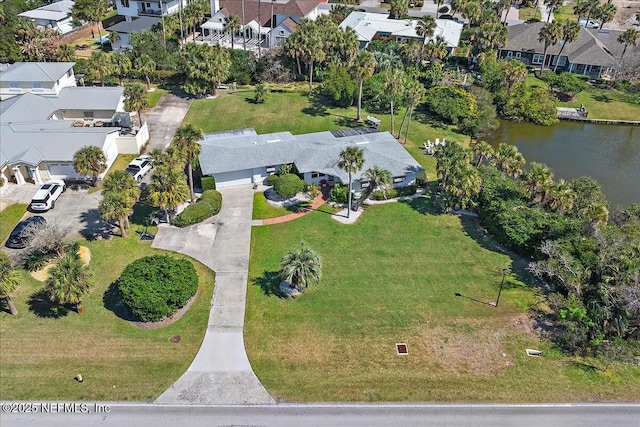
339,11,464,51
0,62,77,101
0,71,148,187
18,0,78,34
499,22,640,79
105,16,161,50
198,128,423,191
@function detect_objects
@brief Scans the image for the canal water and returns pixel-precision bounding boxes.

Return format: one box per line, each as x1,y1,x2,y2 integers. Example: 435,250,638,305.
490,121,640,210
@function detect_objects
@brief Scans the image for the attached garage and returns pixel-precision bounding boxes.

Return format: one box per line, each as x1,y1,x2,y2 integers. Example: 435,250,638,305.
214,169,253,188
47,162,83,180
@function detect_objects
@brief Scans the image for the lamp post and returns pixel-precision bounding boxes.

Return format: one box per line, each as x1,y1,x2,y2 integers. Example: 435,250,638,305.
489,268,510,307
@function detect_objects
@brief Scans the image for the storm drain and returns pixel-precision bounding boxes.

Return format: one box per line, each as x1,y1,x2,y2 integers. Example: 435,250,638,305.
396,343,408,355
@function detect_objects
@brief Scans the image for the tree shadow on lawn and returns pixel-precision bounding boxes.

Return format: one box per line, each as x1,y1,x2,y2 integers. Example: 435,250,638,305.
27,289,69,318
79,208,114,241
102,281,137,321
400,191,440,216
252,270,285,298
592,93,613,103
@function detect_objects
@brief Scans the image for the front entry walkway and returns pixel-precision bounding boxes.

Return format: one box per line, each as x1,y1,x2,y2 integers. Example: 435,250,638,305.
153,185,275,405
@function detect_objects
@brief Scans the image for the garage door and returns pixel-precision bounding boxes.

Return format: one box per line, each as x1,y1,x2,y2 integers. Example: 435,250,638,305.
215,169,252,187
47,162,83,179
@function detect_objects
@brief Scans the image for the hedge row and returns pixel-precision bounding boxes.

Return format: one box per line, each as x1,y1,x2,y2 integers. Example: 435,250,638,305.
171,190,222,227
201,176,216,191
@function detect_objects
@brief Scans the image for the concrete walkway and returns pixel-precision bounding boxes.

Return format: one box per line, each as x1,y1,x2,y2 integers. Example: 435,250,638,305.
153,185,275,405
144,92,192,152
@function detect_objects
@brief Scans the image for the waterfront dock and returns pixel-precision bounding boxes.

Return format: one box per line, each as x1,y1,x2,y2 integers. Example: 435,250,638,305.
557,107,640,125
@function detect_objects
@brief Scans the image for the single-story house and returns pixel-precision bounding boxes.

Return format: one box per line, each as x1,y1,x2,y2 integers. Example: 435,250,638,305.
18,0,78,34
0,62,76,101
339,11,464,51
1,65,148,186
499,22,640,79
105,16,161,50
198,128,423,192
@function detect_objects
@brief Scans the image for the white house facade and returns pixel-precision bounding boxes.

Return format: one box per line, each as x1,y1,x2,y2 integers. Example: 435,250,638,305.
0,62,76,101
18,0,78,34
115,0,189,21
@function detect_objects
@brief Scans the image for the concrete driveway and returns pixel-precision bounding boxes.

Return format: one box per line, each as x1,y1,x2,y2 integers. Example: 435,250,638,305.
32,185,112,241
144,91,192,152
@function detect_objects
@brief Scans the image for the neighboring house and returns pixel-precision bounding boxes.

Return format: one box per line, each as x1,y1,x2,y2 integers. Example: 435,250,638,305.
116,0,188,21
18,0,78,35
0,63,149,185
0,62,76,101
200,0,324,48
105,16,161,50
339,11,464,52
499,22,640,79
198,128,423,192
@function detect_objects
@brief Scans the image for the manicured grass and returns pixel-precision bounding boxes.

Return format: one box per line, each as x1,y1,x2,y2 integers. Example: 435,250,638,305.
245,198,640,402
253,192,290,220
182,88,469,180
147,87,169,108
0,204,28,245
554,3,577,23
88,154,137,194
556,87,640,121
0,234,214,400
519,6,542,20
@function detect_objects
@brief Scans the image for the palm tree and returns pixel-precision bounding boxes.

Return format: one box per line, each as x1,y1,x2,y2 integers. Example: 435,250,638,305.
351,51,376,122
225,15,241,49
102,170,140,207
450,0,468,16
434,0,444,18
495,143,526,178
338,146,365,218
134,54,156,91
543,0,563,22
595,2,617,30
111,52,131,86
526,162,554,203
0,252,20,315
171,124,204,204
503,59,528,93
436,141,469,195
87,51,114,87
554,21,581,72
423,36,449,63
45,252,92,313
374,52,402,71
56,44,75,61
462,1,482,27
471,141,494,167
538,21,562,71
574,0,600,25
415,16,436,63
254,83,268,103
449,165,482,210
397,78,425,144
148,166,190,223
390,0,410,19
149,147,183,170
618,29,639,59
549,179,576,213
124,83,149,126
99,191,133,238
71,0,109,47
362,166,393,199
475,23,508,51
73,146,107,186
279,241,322,292
383,68,406,137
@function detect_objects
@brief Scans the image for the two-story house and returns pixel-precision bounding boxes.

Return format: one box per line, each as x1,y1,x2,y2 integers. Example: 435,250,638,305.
0,62,77,101
18,0,78,35
115,0,189,22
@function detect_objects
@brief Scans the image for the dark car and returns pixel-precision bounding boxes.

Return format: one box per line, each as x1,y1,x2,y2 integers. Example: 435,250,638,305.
5,216,47,249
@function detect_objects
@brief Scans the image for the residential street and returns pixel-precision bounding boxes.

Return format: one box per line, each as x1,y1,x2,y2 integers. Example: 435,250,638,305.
1,403,639,427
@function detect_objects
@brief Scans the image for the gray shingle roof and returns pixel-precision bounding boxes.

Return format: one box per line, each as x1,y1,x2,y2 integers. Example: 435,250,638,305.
0,62,75,83
198,129,423,182
106,16,161,33
53,86,124,111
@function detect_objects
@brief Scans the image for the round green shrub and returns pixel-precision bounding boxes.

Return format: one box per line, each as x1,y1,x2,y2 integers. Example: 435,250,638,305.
171,190,222,227
273,174,305,198
118,255,198,322
329,183,349,203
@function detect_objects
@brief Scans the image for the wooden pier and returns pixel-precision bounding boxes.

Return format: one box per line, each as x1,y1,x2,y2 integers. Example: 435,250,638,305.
557,107,640,125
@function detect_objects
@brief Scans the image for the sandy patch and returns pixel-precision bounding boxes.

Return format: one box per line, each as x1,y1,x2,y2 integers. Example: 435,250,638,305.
30,246,91,281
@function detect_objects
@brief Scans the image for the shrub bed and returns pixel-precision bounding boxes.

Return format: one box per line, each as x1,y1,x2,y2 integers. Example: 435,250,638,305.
201,176,216,191
118,255,198,322
171,190,222,227
329,184,349,203
272,174,305,198
370,185,417,200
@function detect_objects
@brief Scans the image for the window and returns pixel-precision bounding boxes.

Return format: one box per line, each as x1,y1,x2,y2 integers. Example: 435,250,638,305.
84,111,94,120
311,172,325,179
67,70,73,78
515,52,522,58
532,54,544,65
393,176,404,183
506,51,513,58
32,82,43,91
266,166,276,173
9,82,20,91
120,0,129,7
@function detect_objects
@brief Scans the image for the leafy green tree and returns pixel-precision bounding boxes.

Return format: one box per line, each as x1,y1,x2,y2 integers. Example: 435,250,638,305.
0,252,20,315
424,85,477,125
182,43,231,96
460,86,499,139
45,253,92,313
338,146,365,218
554,21,581,73
362,166,392,199
279,242,322,292
71,0,109,47
124,82,149,126
224,15,241,50
617,29,639,59
415,15,436,62
538,21,562,71
134,53,156,91
87,50,115,86
321,65,357,107
111,52,131,86
73,146,106,186
541,72,588,99
170,124,204,204
351,51,376,122
148,166,190,222
495,143,526,178
390,0,410,19
99,191,133,238
56,44,75,61
254,83,268,103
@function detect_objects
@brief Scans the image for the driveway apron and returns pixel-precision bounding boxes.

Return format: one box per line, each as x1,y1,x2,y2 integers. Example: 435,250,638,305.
144,93,192,152
153,185,275,405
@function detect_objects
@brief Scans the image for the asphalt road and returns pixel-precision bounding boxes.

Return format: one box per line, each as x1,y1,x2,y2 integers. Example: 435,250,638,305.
1,403,639,427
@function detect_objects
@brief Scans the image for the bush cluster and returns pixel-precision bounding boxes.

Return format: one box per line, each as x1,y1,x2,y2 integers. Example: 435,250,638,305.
370,185,417,200
329,184,349,203
201,176,216,191
271,174,306,198
118,255,198,322
171,190,222,227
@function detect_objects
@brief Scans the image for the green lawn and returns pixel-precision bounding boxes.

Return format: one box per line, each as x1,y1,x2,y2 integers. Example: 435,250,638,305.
253,192,290,220
88,154,137,194
0,234,214,400
557,87,640,121
519,6,542,20
183,88,469,180
553,3,577,23
0,204,28,244
245,198,640,402
147,87,168,109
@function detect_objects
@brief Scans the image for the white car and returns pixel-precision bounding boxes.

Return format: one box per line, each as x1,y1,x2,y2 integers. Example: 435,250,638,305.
30,180,66,211
578,19,599,29
125,155,153,182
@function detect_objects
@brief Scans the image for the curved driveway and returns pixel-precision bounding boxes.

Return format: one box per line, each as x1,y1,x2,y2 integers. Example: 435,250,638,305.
152,185,275,405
